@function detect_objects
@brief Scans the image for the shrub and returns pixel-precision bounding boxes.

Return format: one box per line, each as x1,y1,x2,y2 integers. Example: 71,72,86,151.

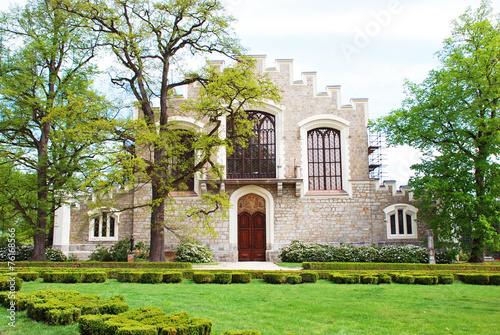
231,272,252,284
414,276,438,285
175,241,214,263
437,274,454,285
89,238,131,262
0,276,23,291
286,275,302,284
377,273,392,284
214,273,232,284
361,275,379,284
489,275,500,285
460,274,490,285
162,272,183,283
300,271,319,283
393,274,415,284
45,248,68,262
328,274,360,284
263,273,286,284
193,272,215,284
82,271,107,283
140,272,163,284
17,272,39,281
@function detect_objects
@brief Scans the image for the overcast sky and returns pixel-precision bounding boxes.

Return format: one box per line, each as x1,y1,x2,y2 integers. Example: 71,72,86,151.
1,0,498,186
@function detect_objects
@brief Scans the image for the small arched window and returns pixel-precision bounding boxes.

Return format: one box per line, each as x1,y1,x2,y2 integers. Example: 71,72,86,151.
307,128,342,190
227,111,276,179
383,204,418,239
90,211,119,241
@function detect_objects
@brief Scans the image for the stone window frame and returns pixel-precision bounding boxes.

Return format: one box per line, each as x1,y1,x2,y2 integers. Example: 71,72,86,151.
220,102,284,179
88,208,121,242
383,204,418,239
298,115,351,197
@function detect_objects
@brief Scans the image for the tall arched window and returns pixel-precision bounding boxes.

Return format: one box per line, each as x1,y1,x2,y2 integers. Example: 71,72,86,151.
227,111,276,179
307,128,342,190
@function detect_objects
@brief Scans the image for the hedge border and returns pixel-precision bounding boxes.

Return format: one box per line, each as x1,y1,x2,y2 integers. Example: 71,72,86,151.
0,261,192,269
303,262,500,271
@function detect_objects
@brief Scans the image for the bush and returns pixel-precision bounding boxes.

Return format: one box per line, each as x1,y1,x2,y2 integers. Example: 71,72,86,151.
459,273,490,285
328,274,360,284
162,272,183,283
286,275,302,284
192,272,215,284
263,273,286,284
45,248,68,262
0,276,23,291
377,273,392,284
214,273,232,284
89,238,132,262
140,272,163,284
0,242,67,262
437,274,454,285
175,241,214,263
300,271,319,283
361,275,379,284
17,272,39,281
231,272,252,284
414,276,438,285
489,275,500,285
82,271,107,283
393,274,415,284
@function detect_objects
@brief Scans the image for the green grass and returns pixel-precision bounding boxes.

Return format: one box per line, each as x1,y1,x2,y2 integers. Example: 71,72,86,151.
1,279,499,334
276,262,302,268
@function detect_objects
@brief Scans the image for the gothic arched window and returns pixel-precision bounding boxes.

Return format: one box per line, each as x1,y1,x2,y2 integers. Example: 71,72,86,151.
227,111,276,179
307,128,342,190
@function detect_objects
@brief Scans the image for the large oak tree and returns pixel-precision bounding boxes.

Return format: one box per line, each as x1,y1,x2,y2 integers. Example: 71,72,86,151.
374,0,500,262
65,0,280,261
0,0,112,260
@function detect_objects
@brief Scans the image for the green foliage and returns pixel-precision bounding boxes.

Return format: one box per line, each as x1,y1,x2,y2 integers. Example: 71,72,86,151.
361,275,379,285
299,271,319,283
221,330,262,335
162,272,183,284
393,275,415,285
285,275,302,285
262,273,286,284
302,261,500,271
328,274,360,284
89,238,132,262
0,276,23,291
280,241,435,263
214,273,232,284
377,274,392,284
231,273,252,284
0,0,115,260
175,241,214,263
458,273,490,285
414,276,438,285
140,272,163,284
0,243,67,262
372,1,500,262
192,272,215,284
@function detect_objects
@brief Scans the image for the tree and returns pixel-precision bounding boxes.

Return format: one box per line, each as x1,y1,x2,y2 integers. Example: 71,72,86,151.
373,0,500,262
64,0,281,261
0,0,112,260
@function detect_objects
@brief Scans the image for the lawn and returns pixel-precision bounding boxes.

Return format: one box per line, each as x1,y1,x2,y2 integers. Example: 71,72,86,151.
1,279,499,335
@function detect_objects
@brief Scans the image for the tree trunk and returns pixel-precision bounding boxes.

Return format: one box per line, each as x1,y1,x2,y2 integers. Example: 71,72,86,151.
149,179,166,262
469,239,485,263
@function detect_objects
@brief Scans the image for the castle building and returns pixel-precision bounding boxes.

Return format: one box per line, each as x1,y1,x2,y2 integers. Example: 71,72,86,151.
53,56,425,261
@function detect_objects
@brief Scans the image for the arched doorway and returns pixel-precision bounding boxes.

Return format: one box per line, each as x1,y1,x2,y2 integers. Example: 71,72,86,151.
238,194,266,261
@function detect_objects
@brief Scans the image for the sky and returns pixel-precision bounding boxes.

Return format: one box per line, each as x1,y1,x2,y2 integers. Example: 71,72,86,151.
1,0,498,186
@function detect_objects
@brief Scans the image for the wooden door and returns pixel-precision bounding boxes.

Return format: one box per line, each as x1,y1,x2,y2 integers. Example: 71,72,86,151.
238,212,266,261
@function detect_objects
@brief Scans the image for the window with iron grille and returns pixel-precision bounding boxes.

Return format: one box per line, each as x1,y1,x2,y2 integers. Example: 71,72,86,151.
307,128,342,190
227,111,276,179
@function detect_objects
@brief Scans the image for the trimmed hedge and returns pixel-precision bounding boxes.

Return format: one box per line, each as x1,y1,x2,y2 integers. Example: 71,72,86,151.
2,289,129,326
300,271,319,283
0,261,192,269
361,275,379,285
163,272,183,283
414,276,438,285
0,276,23,291
231,272,252,284
43,271,106,284
263,273,286,284
303,262,500,271
214,273,232,284
80,307,212,335
17,272,39,282
193,272,215,284
458,273,490,285
378,274,392,284
286,275,302,284
328,274,360,284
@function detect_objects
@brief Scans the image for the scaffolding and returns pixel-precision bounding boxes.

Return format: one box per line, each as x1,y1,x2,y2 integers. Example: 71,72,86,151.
368,131,387,182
